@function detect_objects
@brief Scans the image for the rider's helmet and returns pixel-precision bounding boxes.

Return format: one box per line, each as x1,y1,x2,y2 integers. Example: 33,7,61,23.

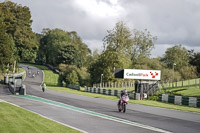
123,89,127,95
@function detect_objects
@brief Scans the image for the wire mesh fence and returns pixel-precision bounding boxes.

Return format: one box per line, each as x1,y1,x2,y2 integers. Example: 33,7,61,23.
159,78,200,89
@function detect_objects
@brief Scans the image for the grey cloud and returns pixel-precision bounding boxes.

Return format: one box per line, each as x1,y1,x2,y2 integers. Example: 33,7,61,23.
120,0,200,46
8,0,200,56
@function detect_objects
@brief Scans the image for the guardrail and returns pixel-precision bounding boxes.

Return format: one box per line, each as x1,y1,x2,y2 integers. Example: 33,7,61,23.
67,84,80,90
158,94,200,108
85,86,141,100
8,83,26,95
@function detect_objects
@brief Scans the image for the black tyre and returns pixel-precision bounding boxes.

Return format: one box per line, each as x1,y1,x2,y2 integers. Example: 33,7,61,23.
118,104,121,112
123,104,126,113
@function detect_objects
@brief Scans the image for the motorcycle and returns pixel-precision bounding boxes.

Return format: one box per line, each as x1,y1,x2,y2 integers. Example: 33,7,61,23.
118,95,129,113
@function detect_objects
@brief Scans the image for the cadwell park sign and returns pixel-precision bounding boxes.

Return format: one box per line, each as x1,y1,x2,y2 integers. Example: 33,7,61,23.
114,68,161,99
115,69,161,80
124,69,161,80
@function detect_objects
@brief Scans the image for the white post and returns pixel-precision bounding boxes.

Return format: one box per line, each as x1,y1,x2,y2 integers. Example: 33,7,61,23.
101,74,103,88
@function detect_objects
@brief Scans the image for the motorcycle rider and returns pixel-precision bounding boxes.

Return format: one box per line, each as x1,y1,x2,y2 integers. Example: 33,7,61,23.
42,83,46,92
118,89,128,105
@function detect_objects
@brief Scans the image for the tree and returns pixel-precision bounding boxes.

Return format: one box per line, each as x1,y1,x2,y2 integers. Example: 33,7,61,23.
38,29,90,67
57,45,79,65
189,51,200,76
179,65,197,80
103,21,156,67
0,1,38,62
0,12,15,73
89,50,131,84
161,68,181,82
130,29,157,66
162,45,190,71
66,70,79,85
103,21,132,54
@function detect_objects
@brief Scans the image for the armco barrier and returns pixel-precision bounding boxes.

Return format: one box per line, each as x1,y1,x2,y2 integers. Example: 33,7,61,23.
168,95,175,104
197,98,200,107
8,82,26,95
158,94,162,101
84,86,141,100
182,96,189,106
189,97,197,107
174,96,182,105
159,94,199,108
67,84,80,90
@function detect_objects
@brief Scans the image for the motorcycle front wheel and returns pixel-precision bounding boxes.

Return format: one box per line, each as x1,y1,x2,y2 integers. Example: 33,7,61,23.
118,104,121,112
123,104,126,113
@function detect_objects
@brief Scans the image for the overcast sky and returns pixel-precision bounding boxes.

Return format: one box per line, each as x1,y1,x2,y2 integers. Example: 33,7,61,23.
3,0,200,57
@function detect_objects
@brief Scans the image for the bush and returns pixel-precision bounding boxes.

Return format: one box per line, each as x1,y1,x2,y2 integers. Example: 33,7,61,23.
148,95,158,101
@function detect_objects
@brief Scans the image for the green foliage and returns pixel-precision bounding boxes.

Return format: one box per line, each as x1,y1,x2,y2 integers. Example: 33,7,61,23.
131,29,157,66
89,21,157,84
38,29,90,67
76,67,91,86
89,50,131,84
57,45,79,65
103,21,132,53
162,45,189,71
66,70,79,85
189,51,200,76
134,57,163,70
0,1,38,62
59,64,90,86
0,13,15,72
148,95,158,101
179,65,197,80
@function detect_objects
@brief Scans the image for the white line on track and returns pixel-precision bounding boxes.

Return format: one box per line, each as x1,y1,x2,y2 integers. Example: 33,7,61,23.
0,98,88,133
16,95,173,133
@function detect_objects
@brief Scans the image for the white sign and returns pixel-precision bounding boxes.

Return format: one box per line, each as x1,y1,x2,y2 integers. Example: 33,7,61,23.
124,69,161,80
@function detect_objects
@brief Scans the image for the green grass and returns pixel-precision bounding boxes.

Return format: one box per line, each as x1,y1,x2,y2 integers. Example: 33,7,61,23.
43,70,59,86
20,63,59,86
166,86,200,97
0,102,80,133
47,86,200,113
159,78,200,97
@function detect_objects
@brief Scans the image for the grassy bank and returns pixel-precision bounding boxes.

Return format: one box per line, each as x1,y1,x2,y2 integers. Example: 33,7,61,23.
164,86,200,97
0,102,80,133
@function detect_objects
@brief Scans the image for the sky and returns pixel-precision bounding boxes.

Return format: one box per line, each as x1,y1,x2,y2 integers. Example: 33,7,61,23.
2,0,200,57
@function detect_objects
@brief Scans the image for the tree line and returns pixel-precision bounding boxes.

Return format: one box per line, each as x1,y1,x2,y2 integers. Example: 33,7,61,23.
0,1,199,86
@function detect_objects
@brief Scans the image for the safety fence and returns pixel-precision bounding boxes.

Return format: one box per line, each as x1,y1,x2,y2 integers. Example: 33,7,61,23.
159,78,200,89
85,86,141,100
93,81,135,89
158,94,200,108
